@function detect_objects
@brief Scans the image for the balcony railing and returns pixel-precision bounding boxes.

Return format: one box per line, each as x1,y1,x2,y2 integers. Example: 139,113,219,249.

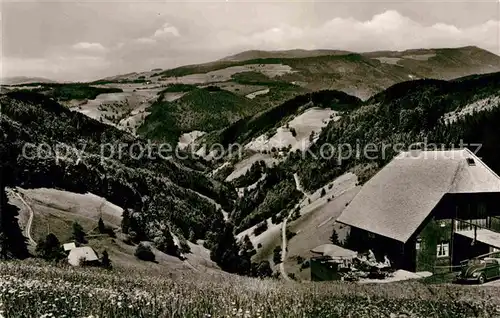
455,217,500,234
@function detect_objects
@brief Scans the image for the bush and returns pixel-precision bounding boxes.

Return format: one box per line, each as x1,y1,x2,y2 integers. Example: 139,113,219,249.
179,238,191,254
71,222,87,245
35,233,64,262
135,243,156,262
286,229,296,240
251,260,273,278
273,246,282,265
101,250,112,269
253,221,268,236
290,208,301,221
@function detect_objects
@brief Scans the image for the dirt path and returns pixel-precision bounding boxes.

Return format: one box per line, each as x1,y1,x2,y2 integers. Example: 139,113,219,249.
280,212,292,281
14,190,37,246
293,173,309,198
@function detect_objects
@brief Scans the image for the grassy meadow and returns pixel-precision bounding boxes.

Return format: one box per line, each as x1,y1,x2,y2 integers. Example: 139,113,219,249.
1,261,500,318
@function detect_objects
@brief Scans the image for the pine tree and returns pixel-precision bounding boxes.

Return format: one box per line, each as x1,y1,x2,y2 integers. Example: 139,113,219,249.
121,209,130,234
309,131,315,143
320,188,326,197
72,222,87,244
101,250,112,269
98,217,106,234
0,232,7,260
157,227,178,257
210,222,241,273
330,229,340,245
36,233,63,261
0,185,29,259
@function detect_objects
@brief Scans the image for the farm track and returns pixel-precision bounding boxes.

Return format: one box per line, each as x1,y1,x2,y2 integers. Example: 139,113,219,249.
14,190,37,246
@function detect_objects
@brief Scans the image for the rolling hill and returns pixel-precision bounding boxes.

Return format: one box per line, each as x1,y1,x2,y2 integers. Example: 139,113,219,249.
145,45,500,100
199,71,500,275
1,76,56,85
220,49,352,61
137,86,262,144
0,91,235,256
6,46,498,151
294,71,500,191
3,48,500,285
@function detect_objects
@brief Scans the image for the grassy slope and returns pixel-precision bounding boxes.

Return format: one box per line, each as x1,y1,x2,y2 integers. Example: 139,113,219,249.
203,89,362,149
1,261,500,317
8,187,217,273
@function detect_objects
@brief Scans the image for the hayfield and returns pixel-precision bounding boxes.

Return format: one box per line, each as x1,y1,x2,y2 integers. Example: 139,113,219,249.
1,261,500,318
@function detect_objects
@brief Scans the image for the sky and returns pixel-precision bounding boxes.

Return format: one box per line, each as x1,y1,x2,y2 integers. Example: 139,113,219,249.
1,0,499,81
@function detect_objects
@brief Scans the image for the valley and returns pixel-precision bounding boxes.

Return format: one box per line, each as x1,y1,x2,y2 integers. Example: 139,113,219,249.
2,45,500,317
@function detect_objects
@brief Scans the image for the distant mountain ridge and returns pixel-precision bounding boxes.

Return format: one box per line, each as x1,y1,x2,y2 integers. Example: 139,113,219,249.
222,45,499,61
97,45,500,101
2,76,56,85
220,49,352,61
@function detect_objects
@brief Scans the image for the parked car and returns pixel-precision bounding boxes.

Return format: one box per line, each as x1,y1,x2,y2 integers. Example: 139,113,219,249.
455,258,500,284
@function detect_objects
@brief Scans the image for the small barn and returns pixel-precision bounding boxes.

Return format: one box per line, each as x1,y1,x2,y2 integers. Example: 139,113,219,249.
67,246,99,266
336,148,500,273
63,242,76,251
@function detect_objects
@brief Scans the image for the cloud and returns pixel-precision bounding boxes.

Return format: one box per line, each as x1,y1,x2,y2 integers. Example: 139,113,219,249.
153,23,180,38
71,42,107,53
126,22,180,47
135,37,157,45
217,10,499,54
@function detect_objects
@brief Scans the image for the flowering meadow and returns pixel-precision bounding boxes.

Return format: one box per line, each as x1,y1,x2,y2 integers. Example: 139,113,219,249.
1,261,500,318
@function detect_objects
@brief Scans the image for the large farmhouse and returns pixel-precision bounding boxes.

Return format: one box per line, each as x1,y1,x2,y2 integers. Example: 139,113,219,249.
336,148,500,273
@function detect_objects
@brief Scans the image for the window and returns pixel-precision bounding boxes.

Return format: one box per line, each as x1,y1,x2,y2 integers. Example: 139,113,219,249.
437,242,449,258
466,158,476,166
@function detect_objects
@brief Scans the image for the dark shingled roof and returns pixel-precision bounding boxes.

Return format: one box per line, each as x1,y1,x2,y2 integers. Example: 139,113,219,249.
337,148,500,243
